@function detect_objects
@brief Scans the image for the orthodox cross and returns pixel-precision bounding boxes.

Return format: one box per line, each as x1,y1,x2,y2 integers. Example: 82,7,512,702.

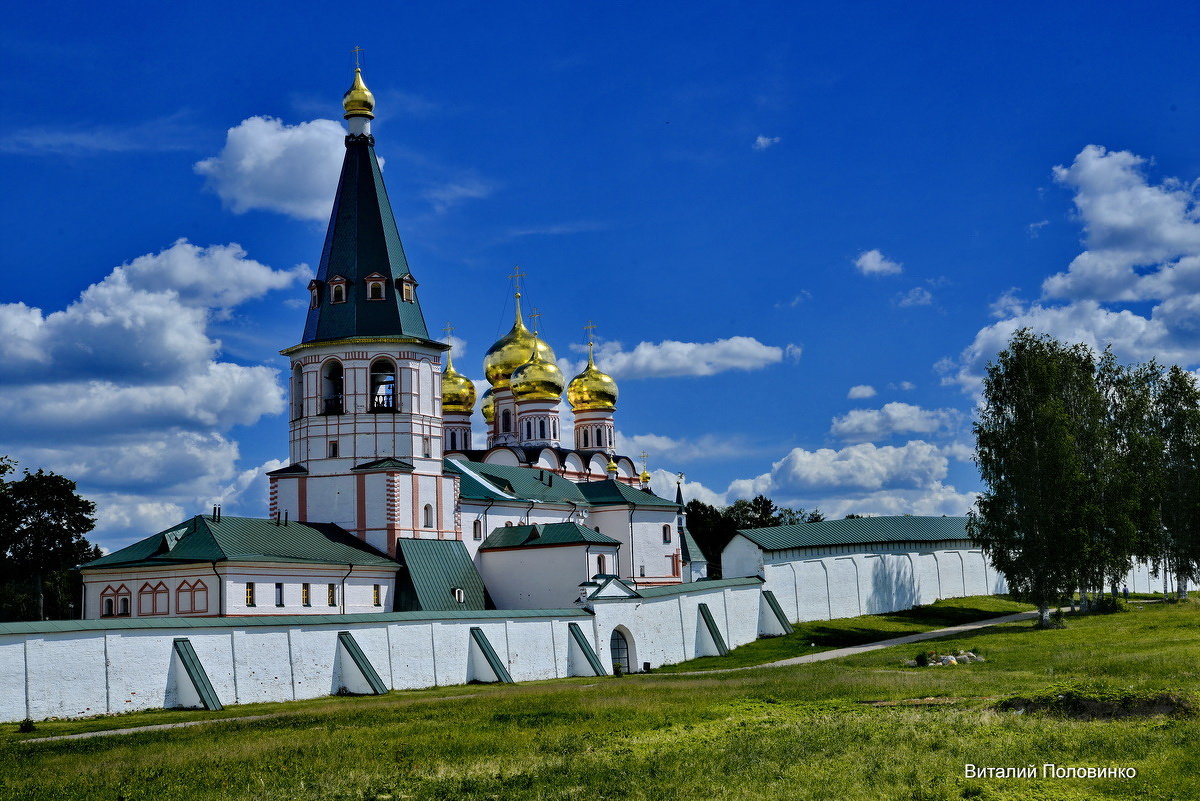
352,46,364,68
640,451,650,471
529,307,543,334
583,319,597,347
442,321,454,344
508,266,526,297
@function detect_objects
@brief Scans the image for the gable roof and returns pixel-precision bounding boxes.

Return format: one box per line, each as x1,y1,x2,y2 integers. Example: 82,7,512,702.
576,479,678,510
737,515,971,552
479,522,619,550
393,538,488,611
298,133,435,345
82,516,398,570
679,528,707,565
447,459,590,505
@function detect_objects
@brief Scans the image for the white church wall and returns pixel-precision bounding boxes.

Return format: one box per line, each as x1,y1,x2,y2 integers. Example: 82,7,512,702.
479,546,617,609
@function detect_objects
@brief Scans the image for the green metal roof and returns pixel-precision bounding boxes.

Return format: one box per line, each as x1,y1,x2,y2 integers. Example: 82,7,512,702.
737,515,971,551
81,516,398,570
632,576,762,598
394,539,489,612
352,457,414,472
679,529,707,564
0,607,592,636
301,134,434,344
479,522,619,550
577,480,678,510
450,460,590,505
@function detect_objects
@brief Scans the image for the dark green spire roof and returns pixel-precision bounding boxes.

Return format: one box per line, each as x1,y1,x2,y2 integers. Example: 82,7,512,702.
301,133,433,344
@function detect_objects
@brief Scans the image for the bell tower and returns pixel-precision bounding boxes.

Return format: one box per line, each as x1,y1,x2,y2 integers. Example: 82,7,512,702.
269,65,456,556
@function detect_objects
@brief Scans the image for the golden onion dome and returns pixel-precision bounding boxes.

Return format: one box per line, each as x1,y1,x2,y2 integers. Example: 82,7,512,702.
606,458,618,473
639,469,652,484
441,352,476,414
567,343,618,411
480,388,495,424
483,294,556,389
343,67,375,119
510,345,566,402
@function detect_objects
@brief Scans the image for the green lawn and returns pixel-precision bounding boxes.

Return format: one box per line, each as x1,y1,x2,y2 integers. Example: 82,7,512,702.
654,594,1035,672
2,602,1198,800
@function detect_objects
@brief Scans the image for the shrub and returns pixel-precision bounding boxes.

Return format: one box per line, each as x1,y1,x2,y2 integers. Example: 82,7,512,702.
915,651,929,667
17,719,34,733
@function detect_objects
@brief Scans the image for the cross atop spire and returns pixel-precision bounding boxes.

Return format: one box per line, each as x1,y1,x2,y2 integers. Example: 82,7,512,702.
508,266,526,299
640,451,650,469
351,45,364,68
529,307,543,335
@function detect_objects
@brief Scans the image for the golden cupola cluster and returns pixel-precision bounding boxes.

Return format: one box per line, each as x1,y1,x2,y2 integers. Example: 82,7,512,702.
441,350,476,414
511,345,566,401
483,293,557,391
343,67,375,119
567,342,618,412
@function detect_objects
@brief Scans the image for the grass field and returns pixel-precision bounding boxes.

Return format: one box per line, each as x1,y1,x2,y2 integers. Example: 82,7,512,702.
2,599,1198,800
653,594,1034,672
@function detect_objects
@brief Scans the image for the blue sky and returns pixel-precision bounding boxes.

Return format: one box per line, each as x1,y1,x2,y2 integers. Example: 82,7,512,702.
4,2,1200,550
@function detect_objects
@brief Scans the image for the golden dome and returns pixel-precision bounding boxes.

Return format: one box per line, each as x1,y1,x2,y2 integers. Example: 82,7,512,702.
483,294,556,389
480,388,495,424
567,343,618,411
606,458,618,473
510,345,565,402
441,351,476,414
343,67,375,119
639,469,652,484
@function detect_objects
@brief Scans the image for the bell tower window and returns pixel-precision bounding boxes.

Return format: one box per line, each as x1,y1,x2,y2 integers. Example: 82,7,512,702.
370,358,397,412
321,360,344,415
328,274,349,304
365,272,387,301
501,409,512,433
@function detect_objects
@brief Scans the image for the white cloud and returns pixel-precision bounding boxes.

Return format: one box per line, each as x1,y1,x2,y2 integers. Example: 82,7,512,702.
753,135,781,151
854,249,903,276
649,469,725,507
0,241,300,548
894,381,916,391
830,402,960,443
1042,145,1200,303
895,287,933,307
570,336,792,379
195,116,347,221
847,384,877,399
723,440,975,518
424,176,495,213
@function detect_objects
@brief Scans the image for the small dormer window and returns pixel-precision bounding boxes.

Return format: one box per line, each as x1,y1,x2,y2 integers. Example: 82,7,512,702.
365,272,387,301
308,280,321,309
451,587,465,604
399,275,417,303
328,275,349,304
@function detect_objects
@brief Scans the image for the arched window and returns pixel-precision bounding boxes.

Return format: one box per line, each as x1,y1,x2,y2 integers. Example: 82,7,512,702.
291,365,304,419
504,521,513,527
308,282,320,309
501,409,512,433
597,554,607,575
582,429,590,448
451,587,465,603
191,580,209,614
662,524,672,544
448,431,457,450
119,596,130,616
103,597,114,616
101,584,130,617
368,281,384,300
539,420,547,439
332,284,346,303
473,519,483,540
423,504,434,528
177,580,193,614
321,360,344,415
370,358,396,411
401,276,416,303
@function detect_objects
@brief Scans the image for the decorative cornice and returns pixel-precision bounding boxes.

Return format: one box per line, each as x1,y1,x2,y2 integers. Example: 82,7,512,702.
281,336,451,356
345,133,375,146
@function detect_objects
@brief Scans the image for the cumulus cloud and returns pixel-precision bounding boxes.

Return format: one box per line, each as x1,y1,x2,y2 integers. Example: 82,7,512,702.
649,469,726,507
830,402,960,443
854,249,903,276
195,116,347,221
895,286,933,307
753,135,781,151
723,440,975,518
568,336,792,379
0,240,302,548
944,145,1200,393
847,384,877,399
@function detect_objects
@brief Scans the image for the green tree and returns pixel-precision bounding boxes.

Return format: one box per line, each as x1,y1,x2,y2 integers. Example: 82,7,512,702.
969,330,1103,626
1157,366,1200,598
0,466,99,621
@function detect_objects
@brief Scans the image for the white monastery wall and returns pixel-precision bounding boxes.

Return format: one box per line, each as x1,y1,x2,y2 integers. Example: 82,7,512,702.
1,581,775,723
479,546,618,609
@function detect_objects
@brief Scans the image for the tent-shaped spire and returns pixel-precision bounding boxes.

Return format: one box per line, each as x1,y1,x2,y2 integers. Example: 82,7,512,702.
301,69,432,344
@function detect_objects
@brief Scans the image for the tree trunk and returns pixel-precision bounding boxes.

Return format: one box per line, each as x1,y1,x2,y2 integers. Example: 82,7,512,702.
1036,605,1052,628
1178,576,1188,600
35,572,44,621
